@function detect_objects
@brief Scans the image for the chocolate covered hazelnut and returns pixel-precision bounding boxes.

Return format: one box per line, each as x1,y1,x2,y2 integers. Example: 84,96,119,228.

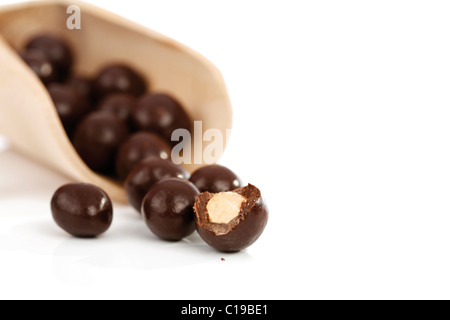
73,111,129,173
51,183,113,238
48,83,90,132
115,132,172,181
142,178,199,241
194,184,268,252
132,93,191,144
190,165,242,193
20,49,58,85
96,93,136,126
26,34,73,80
125,158,189,212
94,64,147,98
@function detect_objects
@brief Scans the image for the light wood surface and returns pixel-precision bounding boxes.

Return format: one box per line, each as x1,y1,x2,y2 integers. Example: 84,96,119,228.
0,0,232,203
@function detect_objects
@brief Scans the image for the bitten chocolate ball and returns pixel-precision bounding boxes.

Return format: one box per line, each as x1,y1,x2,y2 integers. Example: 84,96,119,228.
194,184,268,252
94,64,147,98
190,165,242,193
48,83,90,132
51,183,113,238
125,158,189,212
73,111,129,173
26,35,73,80
142,178,199,241
132,93,191,144
20,49,58,85
96,93,136,126
116,132,172,181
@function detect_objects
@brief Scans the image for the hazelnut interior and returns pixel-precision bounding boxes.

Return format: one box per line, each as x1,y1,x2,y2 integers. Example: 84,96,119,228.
206,192,247,224
195,184,261,236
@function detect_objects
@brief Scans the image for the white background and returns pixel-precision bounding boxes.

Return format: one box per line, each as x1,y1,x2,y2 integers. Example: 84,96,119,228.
1,0,450,300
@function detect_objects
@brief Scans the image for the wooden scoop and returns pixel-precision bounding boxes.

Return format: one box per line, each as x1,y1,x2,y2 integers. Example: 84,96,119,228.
0,0,232,203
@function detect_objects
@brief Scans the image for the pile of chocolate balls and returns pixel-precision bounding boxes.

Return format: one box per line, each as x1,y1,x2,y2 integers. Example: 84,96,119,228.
19,34,268,252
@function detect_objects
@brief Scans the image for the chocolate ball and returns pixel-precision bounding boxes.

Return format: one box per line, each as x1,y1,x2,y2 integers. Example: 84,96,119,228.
26,35,73,80
194,184,268,252
96,93,136,126
20,49,58,85
48,83,90,132
116,132,172,181
73,111,129,173
51,183,113,238
94,64,147,98
190,165,242,193
65,75,94,102
125,158,189,212
142,178,199,241
132,93,191,144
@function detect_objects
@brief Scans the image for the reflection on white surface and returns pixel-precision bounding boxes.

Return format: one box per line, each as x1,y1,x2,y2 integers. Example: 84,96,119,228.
0,149,70,200
0,149,252,287
3,211,251,285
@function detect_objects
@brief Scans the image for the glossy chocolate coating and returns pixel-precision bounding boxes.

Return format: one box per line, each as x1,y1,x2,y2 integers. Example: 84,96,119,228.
73,111,129,173
142,178,199,241
94,64,147,98
194,184,268,252
116,132,172,181
48,83,90,131
132,93,191,144
51,183,113,237
20,49,58,85
96,93,136,126
125,158,189,212
190,165,242,193
26,35,73,80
